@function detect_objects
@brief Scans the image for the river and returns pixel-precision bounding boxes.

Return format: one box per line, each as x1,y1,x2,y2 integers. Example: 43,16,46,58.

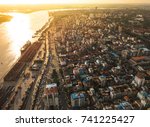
0,11,49,80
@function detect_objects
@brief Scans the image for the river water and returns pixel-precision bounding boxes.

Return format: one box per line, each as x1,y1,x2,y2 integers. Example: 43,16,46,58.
0,11,49,80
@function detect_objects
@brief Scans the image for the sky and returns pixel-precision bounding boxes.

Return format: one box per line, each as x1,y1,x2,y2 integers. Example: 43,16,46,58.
0,0,149,4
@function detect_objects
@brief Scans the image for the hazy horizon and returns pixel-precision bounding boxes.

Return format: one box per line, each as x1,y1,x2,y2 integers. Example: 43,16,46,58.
0,0,150,5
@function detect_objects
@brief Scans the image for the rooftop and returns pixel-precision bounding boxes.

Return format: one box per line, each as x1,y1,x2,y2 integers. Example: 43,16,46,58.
71,92,85,100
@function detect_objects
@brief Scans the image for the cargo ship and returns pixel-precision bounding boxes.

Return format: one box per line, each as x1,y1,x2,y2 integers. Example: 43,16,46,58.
20,40,31,54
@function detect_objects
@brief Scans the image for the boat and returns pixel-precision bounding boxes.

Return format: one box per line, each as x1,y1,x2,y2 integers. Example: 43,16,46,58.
20,40,31,54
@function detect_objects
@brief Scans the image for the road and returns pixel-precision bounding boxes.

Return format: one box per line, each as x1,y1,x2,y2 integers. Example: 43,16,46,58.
48,22,69,110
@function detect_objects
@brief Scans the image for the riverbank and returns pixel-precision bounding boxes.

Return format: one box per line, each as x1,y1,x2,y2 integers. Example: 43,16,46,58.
0,16,54,109
0,14,12,23
0,10,50,81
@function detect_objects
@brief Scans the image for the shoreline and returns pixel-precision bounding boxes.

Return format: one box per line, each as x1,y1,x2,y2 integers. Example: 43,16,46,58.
0,15,53,84
0,14,12,24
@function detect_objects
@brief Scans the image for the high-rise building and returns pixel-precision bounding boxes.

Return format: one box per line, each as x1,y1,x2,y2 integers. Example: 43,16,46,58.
71,92,86,108
43,83,59,109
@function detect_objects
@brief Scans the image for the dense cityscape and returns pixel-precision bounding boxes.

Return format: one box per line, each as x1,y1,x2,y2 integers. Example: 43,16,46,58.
0,8,150,110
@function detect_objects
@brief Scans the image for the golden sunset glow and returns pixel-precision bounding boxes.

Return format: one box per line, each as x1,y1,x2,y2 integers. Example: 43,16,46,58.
0,0,149,4
6,13,32,57
0,0,77,4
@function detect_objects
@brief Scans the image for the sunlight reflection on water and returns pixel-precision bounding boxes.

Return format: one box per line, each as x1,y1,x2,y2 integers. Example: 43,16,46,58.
6,13,32,58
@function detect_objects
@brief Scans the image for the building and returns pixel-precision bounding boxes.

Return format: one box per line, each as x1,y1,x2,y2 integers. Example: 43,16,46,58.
99,75,107,86
43,83,59,109
134,73,145,87
60,59,67,66
121,50,129,58
117,101,134,110
137,91,150,107
71,92,86,108
118,25,122,33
